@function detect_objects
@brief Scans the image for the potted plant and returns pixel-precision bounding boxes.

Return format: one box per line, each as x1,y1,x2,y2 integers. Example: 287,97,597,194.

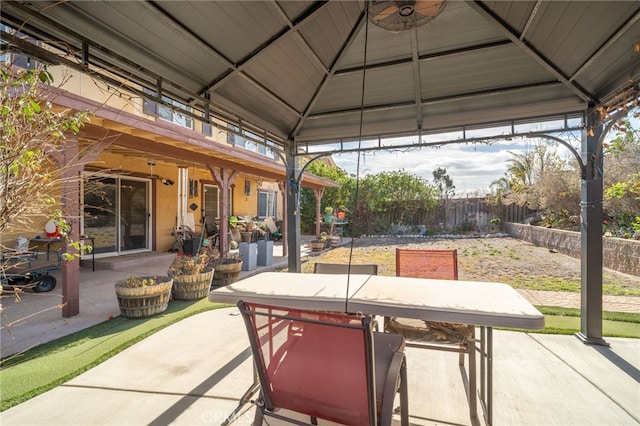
328,233,341,247
167,252,214,300
309,232,328,251
114,275,173,318
323,206,334,224
207,250,244,287
229,215,238,229
240,219,254,242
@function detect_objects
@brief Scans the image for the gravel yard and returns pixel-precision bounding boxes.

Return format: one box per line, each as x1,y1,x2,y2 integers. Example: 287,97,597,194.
302,236,640,296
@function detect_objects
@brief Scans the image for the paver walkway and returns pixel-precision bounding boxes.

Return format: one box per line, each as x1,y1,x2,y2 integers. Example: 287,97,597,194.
518,289,640,313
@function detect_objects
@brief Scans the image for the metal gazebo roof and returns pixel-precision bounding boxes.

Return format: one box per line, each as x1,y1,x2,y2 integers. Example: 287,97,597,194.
2,1,639,148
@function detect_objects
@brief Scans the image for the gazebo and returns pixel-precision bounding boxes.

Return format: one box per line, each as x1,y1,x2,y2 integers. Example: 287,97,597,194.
2,0,639,344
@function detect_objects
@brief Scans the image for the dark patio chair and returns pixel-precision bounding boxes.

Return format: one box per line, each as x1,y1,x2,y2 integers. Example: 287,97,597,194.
314,262,380,329
237,300,409,426
313,262,378,275
385,248,477,419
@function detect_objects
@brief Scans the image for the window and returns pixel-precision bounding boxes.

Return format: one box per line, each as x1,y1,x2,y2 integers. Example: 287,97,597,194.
203,184,233,221
258,190,277,218
142,87,157,115
159,95,193,129
1,24,37,69
142,87,193,129
203,184,219,221
227,124,278,160
202,120,212,137
227,124,243,147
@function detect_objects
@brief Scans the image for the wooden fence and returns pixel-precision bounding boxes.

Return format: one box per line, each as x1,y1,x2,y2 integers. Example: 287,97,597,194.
429,198,535,232
351,197,535,235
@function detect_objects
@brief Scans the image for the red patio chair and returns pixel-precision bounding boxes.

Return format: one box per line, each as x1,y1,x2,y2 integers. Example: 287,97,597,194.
386,248,477,418
237,300,409,426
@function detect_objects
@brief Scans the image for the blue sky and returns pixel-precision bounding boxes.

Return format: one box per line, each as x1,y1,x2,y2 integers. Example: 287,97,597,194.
332,140,574,196
331,131,580,196
330,115,638,196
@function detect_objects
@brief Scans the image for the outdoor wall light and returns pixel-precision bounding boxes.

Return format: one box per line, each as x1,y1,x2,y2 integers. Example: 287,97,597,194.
161,178,174,186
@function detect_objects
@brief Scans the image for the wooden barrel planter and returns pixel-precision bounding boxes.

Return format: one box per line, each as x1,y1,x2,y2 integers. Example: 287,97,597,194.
171,267,215,300
211,262,243,287
115,277,173,318
309,240,326,251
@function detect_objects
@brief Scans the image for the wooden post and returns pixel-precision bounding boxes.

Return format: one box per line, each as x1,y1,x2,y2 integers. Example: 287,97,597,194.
314,188,324,238
60,136,81,317
209,166,238,254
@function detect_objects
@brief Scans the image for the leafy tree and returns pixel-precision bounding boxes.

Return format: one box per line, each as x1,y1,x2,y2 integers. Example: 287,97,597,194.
1,65,90,243
1,63,94,353
299,159,354,234
432,167,455,201
354,169,437,234
499,142,569,212
299,162,437,236
603,120,640,235
534,160,582,218
490,174,512,195
1,64,91,301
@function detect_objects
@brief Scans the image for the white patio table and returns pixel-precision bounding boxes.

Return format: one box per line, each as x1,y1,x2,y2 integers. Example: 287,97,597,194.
209,272,544,425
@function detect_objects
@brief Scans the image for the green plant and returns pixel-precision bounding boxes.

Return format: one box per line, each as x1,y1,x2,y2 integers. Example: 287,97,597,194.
116,276,160,288
205,249,243,266
229,216,238,228
167,252,209,276
324,206,334,215
1,65,90,258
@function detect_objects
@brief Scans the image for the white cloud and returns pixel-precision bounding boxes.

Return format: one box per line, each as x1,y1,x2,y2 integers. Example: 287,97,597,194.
333,139,578,196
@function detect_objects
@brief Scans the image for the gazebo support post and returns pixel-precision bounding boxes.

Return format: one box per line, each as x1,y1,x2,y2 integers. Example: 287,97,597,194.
285,142,302,272
576,105,608,346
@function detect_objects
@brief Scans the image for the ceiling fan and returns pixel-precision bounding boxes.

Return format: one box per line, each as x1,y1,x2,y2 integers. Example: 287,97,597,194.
368,0,447,32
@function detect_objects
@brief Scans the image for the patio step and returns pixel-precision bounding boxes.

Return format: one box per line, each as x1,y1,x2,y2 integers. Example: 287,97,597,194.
87,252,176,271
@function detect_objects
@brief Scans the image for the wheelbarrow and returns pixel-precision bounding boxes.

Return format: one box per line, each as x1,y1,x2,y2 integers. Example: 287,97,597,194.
1,248,62,292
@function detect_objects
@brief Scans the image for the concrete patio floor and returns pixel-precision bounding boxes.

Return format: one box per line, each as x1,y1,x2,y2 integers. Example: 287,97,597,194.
1,239,639,425
1,307,639,425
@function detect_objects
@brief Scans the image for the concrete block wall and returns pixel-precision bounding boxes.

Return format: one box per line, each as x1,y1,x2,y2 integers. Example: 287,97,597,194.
505,222,640,277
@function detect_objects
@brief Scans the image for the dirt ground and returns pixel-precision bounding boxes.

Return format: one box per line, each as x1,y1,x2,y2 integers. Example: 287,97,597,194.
302,236,640,296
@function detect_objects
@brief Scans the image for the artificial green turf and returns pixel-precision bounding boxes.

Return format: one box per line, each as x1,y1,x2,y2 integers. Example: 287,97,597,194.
504,307,640,338
1,299,228,411
539,316,640,337
533,306,640,337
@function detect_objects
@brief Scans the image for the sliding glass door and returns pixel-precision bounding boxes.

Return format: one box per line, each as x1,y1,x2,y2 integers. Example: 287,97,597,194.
120,178,149,251
83,174,151,255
